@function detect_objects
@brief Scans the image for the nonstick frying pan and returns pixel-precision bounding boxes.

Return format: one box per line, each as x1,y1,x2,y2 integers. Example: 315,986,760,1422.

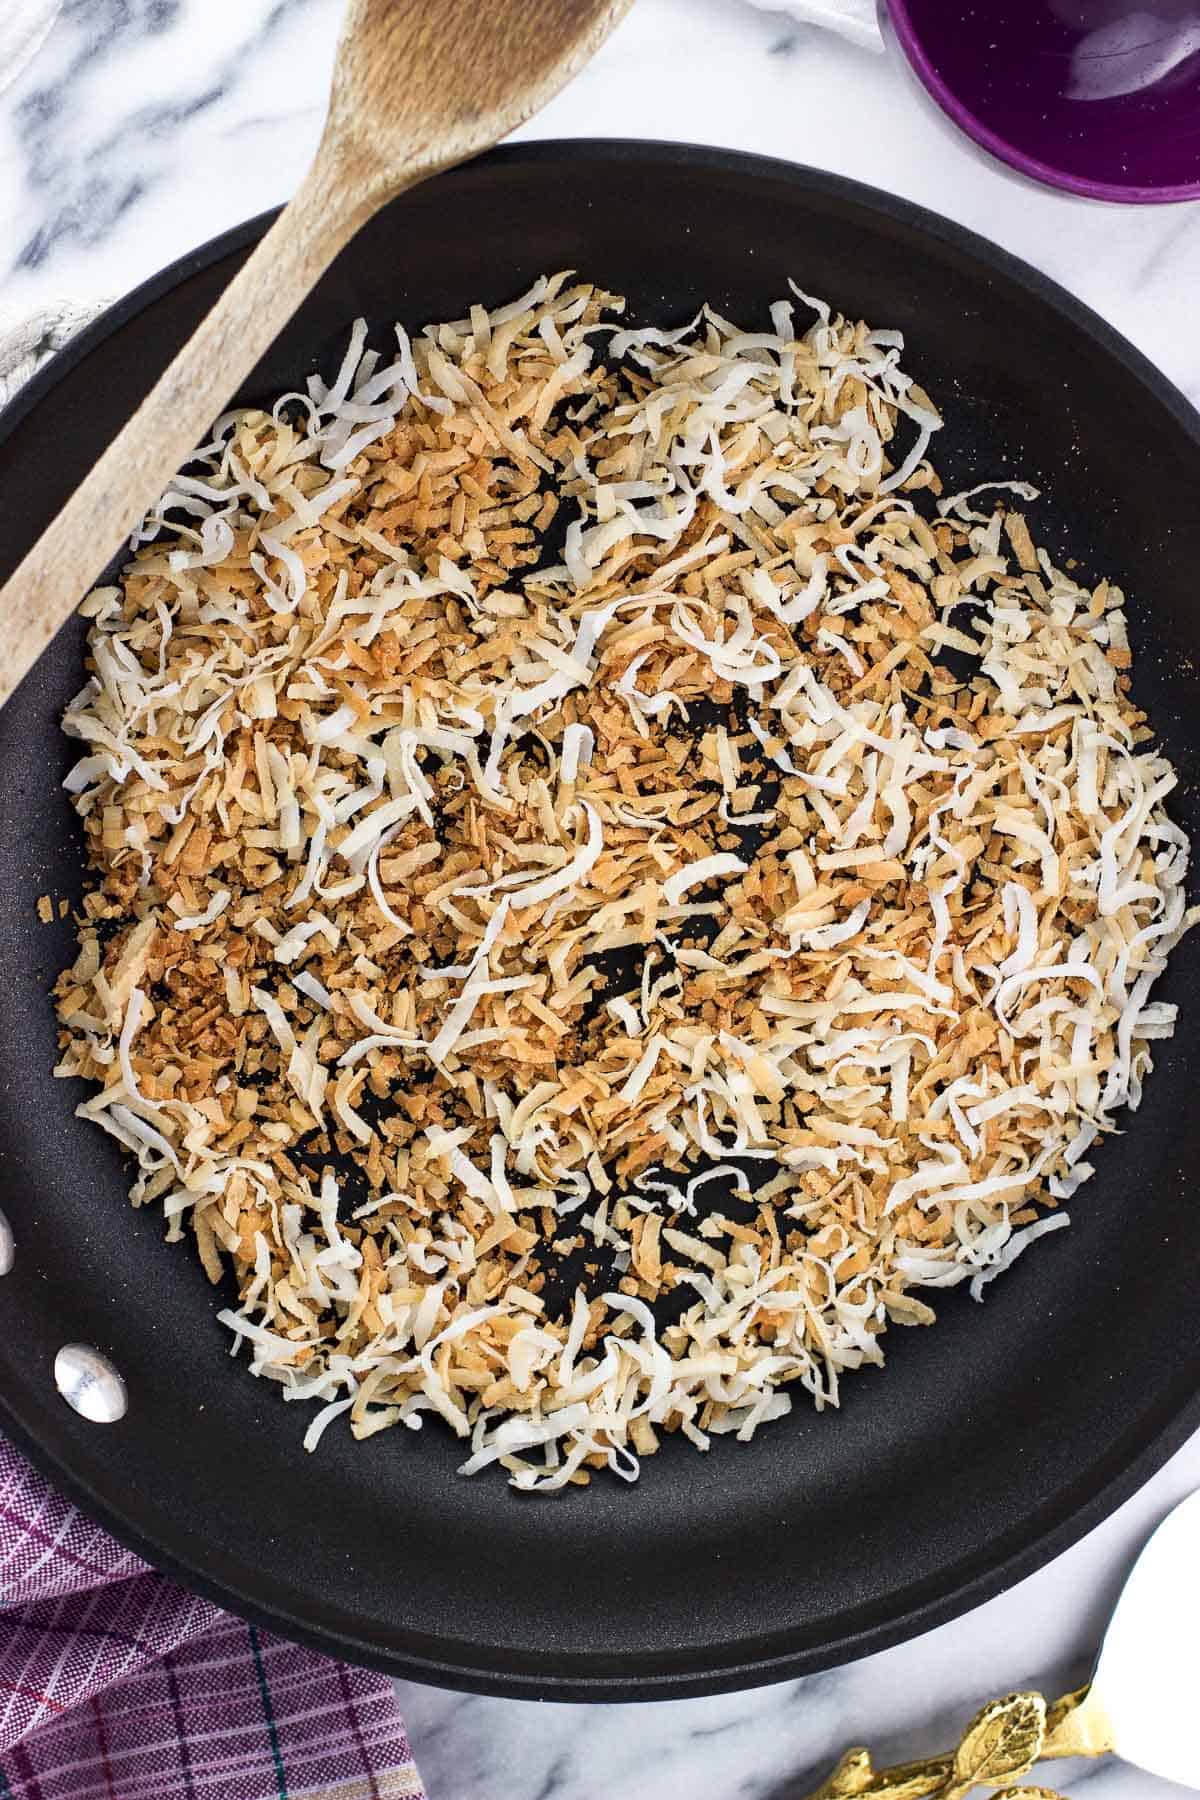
1,142,1199,1702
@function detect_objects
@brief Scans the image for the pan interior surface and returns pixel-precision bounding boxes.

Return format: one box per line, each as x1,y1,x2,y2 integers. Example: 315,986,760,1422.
1,144,1199,1699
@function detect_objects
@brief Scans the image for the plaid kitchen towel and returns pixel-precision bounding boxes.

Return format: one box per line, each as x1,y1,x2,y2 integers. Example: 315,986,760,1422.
0,269,425,1800
0,1434,425,1800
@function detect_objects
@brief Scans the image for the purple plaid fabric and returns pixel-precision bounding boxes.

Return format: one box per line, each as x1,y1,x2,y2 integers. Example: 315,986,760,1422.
0,1435,425,1800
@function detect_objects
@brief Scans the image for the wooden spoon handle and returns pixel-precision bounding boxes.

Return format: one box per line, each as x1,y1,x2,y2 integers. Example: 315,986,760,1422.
0,156,378,711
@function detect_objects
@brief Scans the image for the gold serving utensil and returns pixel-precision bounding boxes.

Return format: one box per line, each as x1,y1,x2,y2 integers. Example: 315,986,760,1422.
801,1488,1200,1797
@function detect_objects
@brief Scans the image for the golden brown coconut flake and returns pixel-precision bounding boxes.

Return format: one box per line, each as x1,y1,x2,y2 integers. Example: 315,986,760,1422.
54,277,1195,1489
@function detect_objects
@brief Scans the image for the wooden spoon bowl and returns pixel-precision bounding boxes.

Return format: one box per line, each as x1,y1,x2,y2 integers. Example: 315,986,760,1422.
0,0,631,711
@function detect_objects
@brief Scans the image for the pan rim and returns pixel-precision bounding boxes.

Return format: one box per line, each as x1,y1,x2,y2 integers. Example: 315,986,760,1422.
3,137,1200,1700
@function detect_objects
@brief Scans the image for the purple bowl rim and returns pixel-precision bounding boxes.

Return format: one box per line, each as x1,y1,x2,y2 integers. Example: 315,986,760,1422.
882,0,1200,205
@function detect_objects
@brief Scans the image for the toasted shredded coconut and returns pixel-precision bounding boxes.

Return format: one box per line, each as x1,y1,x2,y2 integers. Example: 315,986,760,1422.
55,276,1196,1491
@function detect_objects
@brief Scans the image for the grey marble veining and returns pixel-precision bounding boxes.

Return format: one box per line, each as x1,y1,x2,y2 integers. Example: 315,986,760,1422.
0,0,338,313
3,3,1200,1796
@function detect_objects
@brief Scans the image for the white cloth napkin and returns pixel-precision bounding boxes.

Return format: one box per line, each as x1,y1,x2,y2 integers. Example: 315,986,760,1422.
0,2,101,408
744,0,883,51
0,298,108,411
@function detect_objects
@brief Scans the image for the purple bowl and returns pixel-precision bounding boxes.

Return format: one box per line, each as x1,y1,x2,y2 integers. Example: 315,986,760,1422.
882,0,1200,202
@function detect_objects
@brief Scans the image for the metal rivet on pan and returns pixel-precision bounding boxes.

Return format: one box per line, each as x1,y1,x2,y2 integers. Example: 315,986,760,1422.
0,1209,11,1277
54,1344,127,1424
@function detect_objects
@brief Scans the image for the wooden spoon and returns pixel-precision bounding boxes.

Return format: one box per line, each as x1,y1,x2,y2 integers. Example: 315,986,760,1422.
0,0,632,710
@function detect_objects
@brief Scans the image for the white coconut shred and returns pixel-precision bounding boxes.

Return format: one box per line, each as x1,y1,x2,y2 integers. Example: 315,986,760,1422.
52,274,1196,1490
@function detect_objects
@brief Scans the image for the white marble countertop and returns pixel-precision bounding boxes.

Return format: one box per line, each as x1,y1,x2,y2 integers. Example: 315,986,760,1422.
3,3,1200,1797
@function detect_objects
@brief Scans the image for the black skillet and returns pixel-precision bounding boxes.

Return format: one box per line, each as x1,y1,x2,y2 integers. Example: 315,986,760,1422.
1,142,1199,1701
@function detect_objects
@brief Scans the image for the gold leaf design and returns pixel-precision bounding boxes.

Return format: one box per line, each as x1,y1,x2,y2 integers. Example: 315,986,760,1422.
860,1758,953,1799
949,1691,1046,1793
1043,1686,1090,1739
816,1747,874,1796
801,1682,1111,1800
1042,1684,1115,1761
801,1749,953,1800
